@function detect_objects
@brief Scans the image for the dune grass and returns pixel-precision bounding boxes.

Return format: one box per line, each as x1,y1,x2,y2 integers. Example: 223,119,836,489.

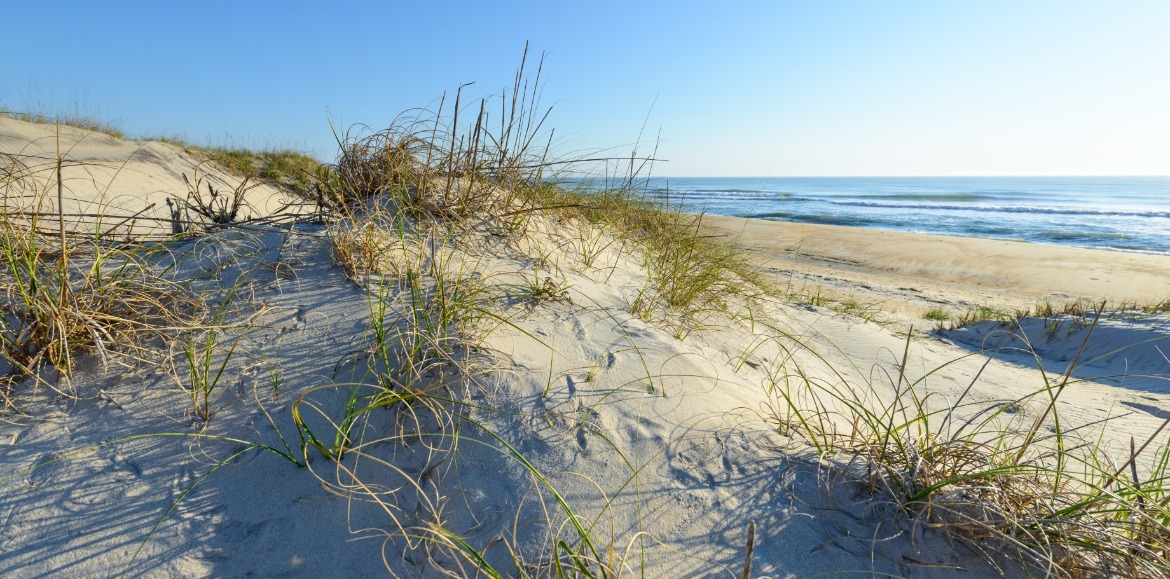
0,108,126,140
282,44,760,575
932,297,1170,334
0,149,201,401
186,145,327,201
923,306,949,321
757,305,1170,577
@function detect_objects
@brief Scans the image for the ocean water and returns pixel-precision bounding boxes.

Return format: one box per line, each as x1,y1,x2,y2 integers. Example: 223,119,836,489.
630,176,1170,254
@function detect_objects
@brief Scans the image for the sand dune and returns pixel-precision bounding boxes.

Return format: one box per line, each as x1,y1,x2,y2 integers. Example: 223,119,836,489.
0,116,303,239
2,116,1169,577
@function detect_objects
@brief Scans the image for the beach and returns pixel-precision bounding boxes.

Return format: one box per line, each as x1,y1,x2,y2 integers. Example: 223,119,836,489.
3,114,1170,577
9,2,1170,575
703,214,1170,320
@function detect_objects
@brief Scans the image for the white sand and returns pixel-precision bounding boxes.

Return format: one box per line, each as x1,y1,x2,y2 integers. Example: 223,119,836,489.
0,116,302,239
2,117,1169,577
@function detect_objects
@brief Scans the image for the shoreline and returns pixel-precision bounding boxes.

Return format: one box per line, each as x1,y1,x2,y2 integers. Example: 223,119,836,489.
645,175,1170,254
701,214,1170,319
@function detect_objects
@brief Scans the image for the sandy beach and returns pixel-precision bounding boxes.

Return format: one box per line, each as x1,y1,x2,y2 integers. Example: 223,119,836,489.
704,214,1170,320
3,115,1170,577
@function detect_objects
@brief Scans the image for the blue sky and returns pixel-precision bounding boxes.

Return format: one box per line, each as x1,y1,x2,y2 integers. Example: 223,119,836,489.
5,1,1169,176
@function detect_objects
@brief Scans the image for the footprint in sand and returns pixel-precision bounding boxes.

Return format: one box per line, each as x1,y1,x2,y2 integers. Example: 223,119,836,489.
283,305,309,332
669,433,734,486
0,506,18,553
225,443,262,467
214,518,284,551
571,316,587,342
168,465,201,513
64,464,151,510
26,452,66,488
625,417,664,447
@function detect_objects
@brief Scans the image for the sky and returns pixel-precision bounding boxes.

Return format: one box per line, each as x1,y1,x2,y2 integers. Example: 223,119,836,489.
5,1,1170,176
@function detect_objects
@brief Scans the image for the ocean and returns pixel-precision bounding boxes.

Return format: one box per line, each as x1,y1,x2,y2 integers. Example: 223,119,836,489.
629,176,1170,255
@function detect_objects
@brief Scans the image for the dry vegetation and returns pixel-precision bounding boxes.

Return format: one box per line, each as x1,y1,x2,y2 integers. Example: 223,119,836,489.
767,315,1170,577
0,149,200,405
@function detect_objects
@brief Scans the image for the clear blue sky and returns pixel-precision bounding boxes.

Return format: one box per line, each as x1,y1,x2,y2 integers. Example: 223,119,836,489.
5,1,1169,176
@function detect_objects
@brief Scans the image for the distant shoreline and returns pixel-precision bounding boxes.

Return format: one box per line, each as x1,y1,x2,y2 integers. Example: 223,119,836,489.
634,175,1170,254
696,211,1170,257
701,213,1170,316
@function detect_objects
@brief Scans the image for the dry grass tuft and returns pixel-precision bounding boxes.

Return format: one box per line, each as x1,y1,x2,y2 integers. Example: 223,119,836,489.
768,315,1170,577
0,149,201,401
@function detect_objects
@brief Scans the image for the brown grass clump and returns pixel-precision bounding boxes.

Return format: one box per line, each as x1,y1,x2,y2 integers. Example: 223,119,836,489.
320,44,561,221
768,315,1170,577
0,150,200,401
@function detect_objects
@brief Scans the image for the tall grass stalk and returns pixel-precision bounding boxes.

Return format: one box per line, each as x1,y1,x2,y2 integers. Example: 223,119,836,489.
178,305,243,424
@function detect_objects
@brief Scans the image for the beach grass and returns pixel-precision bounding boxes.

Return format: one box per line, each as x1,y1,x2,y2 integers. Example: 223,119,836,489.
0,150,200,393
186,144,327,201
759,305,1170,576
0,108,126,140
923,306,949,321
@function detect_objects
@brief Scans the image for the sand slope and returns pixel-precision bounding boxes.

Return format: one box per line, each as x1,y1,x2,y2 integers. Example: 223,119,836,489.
0,116,301,239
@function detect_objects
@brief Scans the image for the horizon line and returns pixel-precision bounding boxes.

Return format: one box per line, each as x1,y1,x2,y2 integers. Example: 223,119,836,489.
649,174,1170,179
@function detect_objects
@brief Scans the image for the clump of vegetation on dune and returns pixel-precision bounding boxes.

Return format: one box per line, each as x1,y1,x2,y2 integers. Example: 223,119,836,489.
766,304,1170,577
242,44,773,575
0,150,201,404
185,145,327,201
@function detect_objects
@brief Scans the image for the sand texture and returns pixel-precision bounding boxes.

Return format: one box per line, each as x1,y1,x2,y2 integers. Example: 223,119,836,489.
0,116,306,240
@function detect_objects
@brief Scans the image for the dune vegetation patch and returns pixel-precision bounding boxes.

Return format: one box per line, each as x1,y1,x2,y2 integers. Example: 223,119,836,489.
0,151,200,399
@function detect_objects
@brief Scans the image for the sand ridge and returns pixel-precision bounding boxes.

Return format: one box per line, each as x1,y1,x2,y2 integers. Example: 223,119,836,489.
0,116,305,240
